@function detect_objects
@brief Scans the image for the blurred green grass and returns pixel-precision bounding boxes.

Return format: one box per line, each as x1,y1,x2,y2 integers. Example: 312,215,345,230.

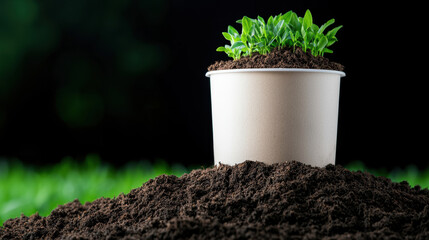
345,161,429,189
1,158,428,226
0,154,194,225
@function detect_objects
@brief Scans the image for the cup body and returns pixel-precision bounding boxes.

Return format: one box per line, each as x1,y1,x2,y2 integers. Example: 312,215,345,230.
207,68,345,167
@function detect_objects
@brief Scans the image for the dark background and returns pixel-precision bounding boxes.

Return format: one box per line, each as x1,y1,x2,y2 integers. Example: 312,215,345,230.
0,0,426,169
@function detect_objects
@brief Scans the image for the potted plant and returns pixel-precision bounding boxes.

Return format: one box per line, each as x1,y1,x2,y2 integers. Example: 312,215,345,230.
206,10,345,167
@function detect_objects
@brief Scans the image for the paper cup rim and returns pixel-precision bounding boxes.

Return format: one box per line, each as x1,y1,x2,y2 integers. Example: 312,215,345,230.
206,68,346,77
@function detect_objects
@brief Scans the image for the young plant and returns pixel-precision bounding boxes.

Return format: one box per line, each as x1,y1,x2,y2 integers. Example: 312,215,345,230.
216,10,342,60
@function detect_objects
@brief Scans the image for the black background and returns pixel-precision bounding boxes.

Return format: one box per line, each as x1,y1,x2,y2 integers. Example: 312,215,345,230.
0,0,427,169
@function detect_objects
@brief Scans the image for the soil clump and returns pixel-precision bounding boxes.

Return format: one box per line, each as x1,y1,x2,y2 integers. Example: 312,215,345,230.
207,47,344,71
1,160,428,239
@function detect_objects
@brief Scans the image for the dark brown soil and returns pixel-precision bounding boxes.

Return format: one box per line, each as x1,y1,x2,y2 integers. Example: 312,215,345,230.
1,161,428,239
208,47,344,71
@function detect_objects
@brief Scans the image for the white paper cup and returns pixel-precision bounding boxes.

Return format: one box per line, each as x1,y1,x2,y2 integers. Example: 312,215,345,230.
206,68,345,167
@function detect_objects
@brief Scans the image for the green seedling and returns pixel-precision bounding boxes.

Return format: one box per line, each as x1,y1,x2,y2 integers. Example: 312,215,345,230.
216,9,342,60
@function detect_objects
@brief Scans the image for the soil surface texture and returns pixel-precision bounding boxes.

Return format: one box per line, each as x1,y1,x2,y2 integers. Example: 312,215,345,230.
208,47,344,71
1,161,428,240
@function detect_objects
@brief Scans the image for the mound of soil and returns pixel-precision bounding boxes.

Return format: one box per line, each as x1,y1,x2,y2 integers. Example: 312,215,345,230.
207,47,344,71
1,161,428,239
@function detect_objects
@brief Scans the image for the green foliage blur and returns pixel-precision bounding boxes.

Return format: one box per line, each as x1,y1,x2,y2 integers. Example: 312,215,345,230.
345,161,429,190
0,155,192,225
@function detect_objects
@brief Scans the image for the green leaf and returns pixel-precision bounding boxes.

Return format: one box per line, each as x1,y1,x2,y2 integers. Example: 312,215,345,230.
306,31,315,43
254,25,263,37
318,19,335,34
273,14,279,23
327,37,338,47
323,48,333,54
282,11,293,24
228,25,240,37
317,36,328,51
267,15,274,27
241,32,248,43
231,41,246,50
274,20,285,35
289,12,300,31
301,25,307,40
281,29,289,42
222,32,232,41
303,9,313,30
256,42,264,48
216,46,226,52
263,23,274,39
249,24,256,37
267,37,276,46
311,24,319,33
232,35,241,42
242,16,252,35
326,25,342,39
257,16,265,26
